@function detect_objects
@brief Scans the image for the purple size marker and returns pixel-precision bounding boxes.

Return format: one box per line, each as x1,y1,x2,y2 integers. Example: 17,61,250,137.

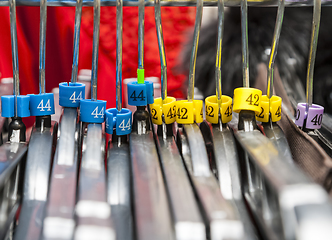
295,103,307,127
295,103,324,129
305,104,324,129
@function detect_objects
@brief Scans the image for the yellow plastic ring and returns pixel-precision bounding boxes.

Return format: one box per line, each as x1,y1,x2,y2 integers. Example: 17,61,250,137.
256,95,282,122
176,99,203,124
233,87,262,114
256,95,269,122
149,97,176,125
270,96,282,122
205,95,233,124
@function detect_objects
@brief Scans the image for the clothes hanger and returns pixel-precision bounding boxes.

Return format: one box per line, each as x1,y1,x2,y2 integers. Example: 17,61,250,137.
41,1,84,239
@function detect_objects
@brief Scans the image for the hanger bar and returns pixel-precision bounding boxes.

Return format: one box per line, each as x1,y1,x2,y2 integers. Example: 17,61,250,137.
0,0,329,7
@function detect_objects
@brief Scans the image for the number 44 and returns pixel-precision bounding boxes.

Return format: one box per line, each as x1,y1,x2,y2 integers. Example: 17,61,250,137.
119,119,131,131
69,91,83,103
37,99,51,111
91,106,104,118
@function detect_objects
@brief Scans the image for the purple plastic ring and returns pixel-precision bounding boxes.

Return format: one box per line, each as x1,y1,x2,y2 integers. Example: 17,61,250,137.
295,103,324,129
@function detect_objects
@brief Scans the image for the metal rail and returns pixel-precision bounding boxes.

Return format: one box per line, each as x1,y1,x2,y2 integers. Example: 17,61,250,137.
0,0,330,7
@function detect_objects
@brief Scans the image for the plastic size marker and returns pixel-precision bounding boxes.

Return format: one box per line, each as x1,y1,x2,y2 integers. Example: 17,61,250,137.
150,97,176,125
105,0,133,136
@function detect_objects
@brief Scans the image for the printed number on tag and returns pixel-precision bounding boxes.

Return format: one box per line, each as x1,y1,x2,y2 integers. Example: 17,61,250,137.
91,106,104,118
69,91,83,103
37,99,51,111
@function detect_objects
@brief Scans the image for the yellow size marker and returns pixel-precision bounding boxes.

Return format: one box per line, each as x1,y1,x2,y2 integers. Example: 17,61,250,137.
256,95,282,122
205,95,233,124
176,100,203,124
233,87,262,114
150,97,176,125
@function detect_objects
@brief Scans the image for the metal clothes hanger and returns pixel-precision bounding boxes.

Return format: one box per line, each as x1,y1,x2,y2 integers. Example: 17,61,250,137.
149,0,206,239
0,0,31,237
42,1,84,239
105,0,133,239
14,1,58,238
126,0,174,239
74,0,114,238
176,0,245,239
199,0,259,238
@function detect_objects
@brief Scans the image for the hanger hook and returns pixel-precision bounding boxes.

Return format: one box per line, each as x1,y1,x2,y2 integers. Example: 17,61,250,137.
187,0,203,101
215,0,225,111
306,0,321,110
116,0,123,111
154,0,167,104
241,0,249,88
91,0,101,101
266,0,285,100
39,0,47,94
71,0,83,84
9,0,19,116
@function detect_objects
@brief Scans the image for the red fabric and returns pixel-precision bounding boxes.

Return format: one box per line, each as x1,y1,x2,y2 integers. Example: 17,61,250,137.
0,6,195,113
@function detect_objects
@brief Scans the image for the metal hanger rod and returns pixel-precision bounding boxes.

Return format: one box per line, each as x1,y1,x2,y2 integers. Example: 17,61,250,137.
155,0,167,102
187,0,203,101
9,0,19,116
266,0,285,99
215,0,224,109
71,0,83,83
91,0,101,101
306,0,321,108
39,0,47,94
116,0,123,111
241,0,249,88
138,0,144,70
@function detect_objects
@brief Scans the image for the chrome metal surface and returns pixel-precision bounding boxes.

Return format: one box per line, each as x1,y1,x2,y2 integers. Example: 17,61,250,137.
116,0,123,111
178,124,244,240
39,0,47,94
154,128,205,240
91,0,100,101
9,0,19,116
229,113,332,240
0,142,27,240
266,0,285,99
306,0,321,108
130,131,174,240
14,123,57,240
42,108,80,240
241,0,249,87
75,123,115,240
154,0,167,102
71,0,83,83
138,0,144,70
0,0,331,7
187,0,203,102
107,141,133,240
215,0,224,107
200,121,258,240
261,122,293,164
